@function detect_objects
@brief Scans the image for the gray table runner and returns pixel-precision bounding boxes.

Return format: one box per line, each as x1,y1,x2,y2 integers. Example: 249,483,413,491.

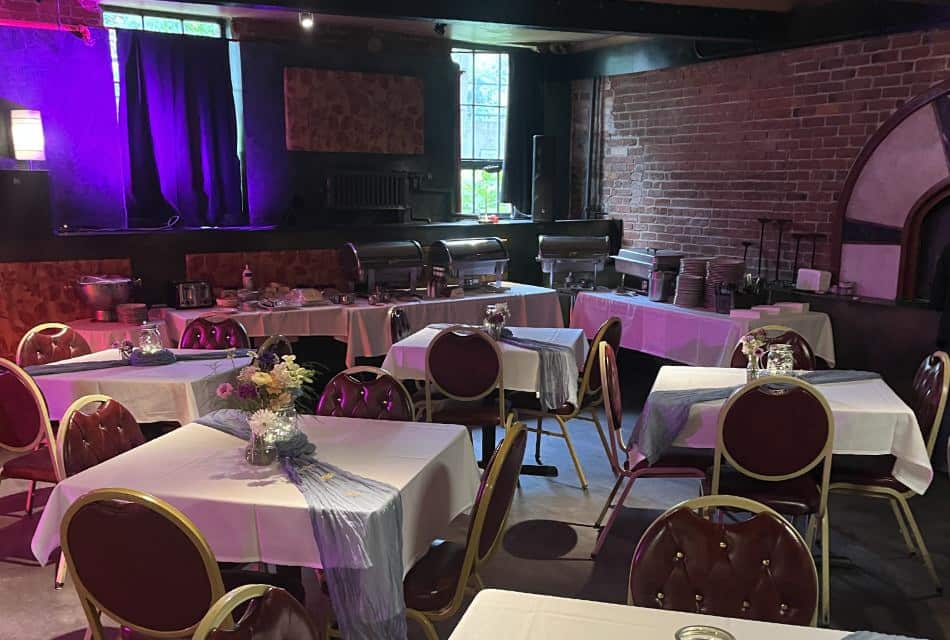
196,410,407,640
500,335,578,410
634,370,882,463
24,349,253,376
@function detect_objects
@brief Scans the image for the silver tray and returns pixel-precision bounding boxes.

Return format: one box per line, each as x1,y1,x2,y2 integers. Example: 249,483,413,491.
675,626,736,640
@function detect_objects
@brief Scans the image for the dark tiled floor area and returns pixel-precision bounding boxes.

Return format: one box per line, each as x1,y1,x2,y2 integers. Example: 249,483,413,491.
2,353,950,639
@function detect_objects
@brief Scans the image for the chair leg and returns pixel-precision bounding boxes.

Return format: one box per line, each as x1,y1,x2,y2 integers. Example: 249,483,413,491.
407,609,439,640
593,474,624,529
820,512,831,626
805,515,817,552
78,598,105,640
471,570,486,592
896,496,943,593
556,416,587,490
54,552,68,589
588,407,612,467
534,416,543,464
888,497,917,556
592,475,636,558
25,480,37,515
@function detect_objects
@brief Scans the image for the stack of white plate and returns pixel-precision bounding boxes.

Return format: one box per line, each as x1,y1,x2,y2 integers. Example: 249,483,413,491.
674,275,704,307
680,257,708,278
705,258,746,309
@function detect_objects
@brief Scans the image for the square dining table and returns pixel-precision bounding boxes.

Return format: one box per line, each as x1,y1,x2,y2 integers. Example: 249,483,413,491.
647,366,933,494
448,590,878,639
32,415,481,573
29,348,251,424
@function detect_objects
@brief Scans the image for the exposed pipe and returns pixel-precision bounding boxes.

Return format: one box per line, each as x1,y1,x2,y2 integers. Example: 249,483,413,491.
583,76,602,219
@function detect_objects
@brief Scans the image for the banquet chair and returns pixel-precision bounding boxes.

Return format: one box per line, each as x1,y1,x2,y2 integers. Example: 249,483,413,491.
590,342,710,558
0,358,58,516
710,376,834,624
179,316,251,350
16,322,92,367
52,394,146,589
257,334,294,360
322,420,528,640
423,325,508,441
628,494,819,626
194,585,320,640
316,366,414,421
61,488,305,640
829,350,949,593
729,325,817,370
512,316,621,490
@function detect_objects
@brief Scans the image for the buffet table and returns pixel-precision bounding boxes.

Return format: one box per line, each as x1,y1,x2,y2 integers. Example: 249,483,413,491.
449,590,852,639
30,348,249,423
571,291,835,367
164,283,563,365
32,416,480,572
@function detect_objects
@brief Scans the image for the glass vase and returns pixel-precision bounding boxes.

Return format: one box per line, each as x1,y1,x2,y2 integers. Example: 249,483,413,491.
245,433,276,466
746,353,758,383
267,404,300,444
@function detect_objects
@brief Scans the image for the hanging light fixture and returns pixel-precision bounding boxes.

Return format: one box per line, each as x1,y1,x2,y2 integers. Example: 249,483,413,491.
10,110,45,161
298,11,314,29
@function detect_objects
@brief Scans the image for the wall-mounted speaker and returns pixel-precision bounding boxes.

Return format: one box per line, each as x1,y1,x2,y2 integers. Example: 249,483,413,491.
531,134,555,222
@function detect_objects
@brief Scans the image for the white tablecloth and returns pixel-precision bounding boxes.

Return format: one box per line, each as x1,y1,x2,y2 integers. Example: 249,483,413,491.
650,366,932,494
68,319,174,353
571,292,836,367
163,283,563,365
382,326,588,395
32,348,250,423
32,416,480,572
449,590,849,639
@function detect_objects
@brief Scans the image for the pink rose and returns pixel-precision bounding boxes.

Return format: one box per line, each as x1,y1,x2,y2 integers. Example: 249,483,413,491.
216,383,234,399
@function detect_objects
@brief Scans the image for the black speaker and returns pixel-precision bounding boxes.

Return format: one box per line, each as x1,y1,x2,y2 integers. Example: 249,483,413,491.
0,170,51,239
531,134,555,221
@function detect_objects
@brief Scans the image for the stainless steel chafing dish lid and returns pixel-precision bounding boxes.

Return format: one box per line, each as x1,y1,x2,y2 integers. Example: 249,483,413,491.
613,247,683,278
428,237,509,267
537,235,609,259
340,240,424,282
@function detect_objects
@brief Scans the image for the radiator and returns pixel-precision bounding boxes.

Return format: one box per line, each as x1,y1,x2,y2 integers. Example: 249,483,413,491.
326,173,410,211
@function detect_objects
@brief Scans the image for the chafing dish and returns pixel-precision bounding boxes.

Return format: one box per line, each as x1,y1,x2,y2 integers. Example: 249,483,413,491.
613,248,683,281
537,235,609,290
340,240,424,292
428,237,509,289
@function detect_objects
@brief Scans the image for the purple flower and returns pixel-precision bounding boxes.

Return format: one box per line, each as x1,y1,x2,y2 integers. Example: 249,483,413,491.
237,383,259,399
258,351,279,372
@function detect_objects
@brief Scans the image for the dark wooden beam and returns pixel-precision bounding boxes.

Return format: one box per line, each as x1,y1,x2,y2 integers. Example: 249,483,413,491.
781,0,950,43
216,0,785,42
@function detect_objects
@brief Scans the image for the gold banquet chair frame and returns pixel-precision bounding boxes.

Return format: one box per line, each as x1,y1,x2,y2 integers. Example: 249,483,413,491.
60,488,228,640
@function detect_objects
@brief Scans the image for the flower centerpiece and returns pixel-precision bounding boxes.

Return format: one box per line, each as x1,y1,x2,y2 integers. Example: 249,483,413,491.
740,328,768,381
484,302,510,340
216,353,314,447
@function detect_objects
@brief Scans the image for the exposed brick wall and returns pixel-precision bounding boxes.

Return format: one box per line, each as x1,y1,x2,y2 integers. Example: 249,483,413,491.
572,28,950,279
0,0,101,28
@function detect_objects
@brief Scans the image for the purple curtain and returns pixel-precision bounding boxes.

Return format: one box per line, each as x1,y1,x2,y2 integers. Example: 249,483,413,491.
118,31,244,227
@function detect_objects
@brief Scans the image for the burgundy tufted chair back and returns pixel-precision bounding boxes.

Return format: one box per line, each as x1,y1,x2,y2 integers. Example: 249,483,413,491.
62,489,226,637
910,351,950,454
390,307,411,344
599,342,626,473
59,396,145,480
203,587,320,640
316,367,413,421
426,327,501,400
179,317,251,350
729,326,816,371
0,358,52,452
717,377,832,479
584,317,622,397
16,323,92,367
629,495,819,625
466,422,527,564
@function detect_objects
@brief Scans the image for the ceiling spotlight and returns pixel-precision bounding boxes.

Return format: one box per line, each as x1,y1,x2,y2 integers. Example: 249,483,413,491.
299,12,314,29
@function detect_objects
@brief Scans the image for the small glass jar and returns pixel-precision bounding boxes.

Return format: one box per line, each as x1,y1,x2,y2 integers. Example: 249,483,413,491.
245,433,276,466
265,404,300,444
138,322,164,354
766,343,795,375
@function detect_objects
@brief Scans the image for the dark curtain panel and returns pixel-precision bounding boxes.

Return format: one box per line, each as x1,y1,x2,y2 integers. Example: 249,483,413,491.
118,31,243,227
501,51,544,214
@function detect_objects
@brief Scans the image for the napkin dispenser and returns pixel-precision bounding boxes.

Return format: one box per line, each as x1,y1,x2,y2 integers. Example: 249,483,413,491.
795,269,831,293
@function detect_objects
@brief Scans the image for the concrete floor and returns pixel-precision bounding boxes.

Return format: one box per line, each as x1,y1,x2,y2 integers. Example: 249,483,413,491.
2,358,950,639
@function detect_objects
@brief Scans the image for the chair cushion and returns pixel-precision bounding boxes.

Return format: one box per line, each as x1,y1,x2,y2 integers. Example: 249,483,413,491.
403,540,466,612
830,454,906,492
714,470,821,516
431,405,504,427
0,448,56,482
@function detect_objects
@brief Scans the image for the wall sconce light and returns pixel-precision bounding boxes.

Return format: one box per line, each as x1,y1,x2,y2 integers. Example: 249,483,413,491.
299,12,314,29
10,110,45,161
